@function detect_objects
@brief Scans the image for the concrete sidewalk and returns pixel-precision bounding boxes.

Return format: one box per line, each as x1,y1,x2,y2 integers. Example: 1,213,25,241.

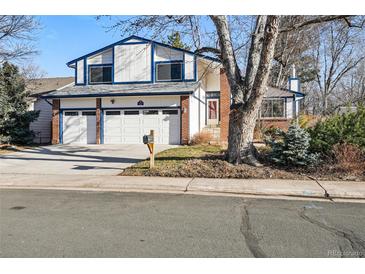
0,173,364,200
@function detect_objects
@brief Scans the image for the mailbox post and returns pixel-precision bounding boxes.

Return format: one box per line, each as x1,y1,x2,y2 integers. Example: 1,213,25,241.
143,130,155,168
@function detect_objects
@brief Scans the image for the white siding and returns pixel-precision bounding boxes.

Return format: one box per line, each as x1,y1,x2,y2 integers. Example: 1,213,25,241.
114,45,123,82
60,98,96,109
286,98,293,118
30,99,52,144
184,53,195,80
87,49,113,65
189,86,206,137
206,70,220,91
115,43,151,82
198,86,206,131
125,38,144,43
102,95,180,109
76,59,85,84
154,45,183,62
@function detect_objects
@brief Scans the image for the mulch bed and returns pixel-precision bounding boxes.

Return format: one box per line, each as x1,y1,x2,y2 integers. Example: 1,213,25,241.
122,145,365,181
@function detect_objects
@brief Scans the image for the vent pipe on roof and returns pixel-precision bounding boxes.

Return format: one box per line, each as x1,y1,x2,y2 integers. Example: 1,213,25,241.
291,64,296,78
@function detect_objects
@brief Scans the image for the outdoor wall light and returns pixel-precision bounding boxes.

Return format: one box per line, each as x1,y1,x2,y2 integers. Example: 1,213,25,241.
111,99,115,104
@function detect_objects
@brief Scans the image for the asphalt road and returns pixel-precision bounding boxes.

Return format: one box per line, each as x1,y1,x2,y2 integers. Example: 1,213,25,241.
0,189,364,258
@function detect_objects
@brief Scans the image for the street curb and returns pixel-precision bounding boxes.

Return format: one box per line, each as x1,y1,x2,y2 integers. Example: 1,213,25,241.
0,175,364,201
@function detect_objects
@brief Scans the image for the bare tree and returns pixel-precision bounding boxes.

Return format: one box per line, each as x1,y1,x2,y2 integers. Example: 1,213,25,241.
101,15,362,165
310,21,365,114
0,16,39,63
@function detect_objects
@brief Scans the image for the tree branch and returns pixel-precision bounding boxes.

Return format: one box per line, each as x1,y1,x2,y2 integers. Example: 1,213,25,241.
279,15,352,33
194,46,221,56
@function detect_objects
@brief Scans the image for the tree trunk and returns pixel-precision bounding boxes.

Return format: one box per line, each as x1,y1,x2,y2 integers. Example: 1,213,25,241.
230,17,280,165
226,88,262,165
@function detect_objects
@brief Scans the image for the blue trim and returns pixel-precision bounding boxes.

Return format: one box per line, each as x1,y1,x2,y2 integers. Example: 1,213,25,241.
43,91,193,99
100,99,104,144
74,61,78,85
155,60,184,82
83,58,87,85
61,108,97,111
151,42,155,83
59,111,63,144
182,54,185,81
122,41,149,45
194,55,197,81
66,36,139,66
88,63,113,67
112,47,115,84
112,81,153,85
88,64,113,85
66,35,221,67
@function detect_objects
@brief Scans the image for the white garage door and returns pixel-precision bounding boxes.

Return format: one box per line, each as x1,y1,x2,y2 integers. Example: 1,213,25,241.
104,109,180,144
63,111,96,144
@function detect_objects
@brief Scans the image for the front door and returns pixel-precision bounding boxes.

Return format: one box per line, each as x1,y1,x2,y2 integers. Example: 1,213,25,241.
207,99,219,125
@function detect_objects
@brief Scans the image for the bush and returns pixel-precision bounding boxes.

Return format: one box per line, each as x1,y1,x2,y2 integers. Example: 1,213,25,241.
0,62,39,145
298,114,320,128
331,143,365,174
190,131,215,145
309,105,365,154
267,124,319,167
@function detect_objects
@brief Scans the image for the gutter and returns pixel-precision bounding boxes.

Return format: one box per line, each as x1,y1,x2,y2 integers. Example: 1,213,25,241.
41,91,194,99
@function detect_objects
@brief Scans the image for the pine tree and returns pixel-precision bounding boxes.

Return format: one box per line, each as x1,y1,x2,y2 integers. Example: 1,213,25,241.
269,124,319,166
163,32,190,50
0,62,39,144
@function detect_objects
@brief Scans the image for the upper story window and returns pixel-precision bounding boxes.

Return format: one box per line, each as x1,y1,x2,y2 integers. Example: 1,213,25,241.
156,62,182,81
261,99,285,118
89,65,112,84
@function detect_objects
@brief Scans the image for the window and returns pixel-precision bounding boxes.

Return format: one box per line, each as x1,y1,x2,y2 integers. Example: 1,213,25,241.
261,99,285,118
64,111,78,116
89,65,112,84
162,109,178,115
124,110,140,115
143,110,158,115
82,111,96,116
156,62,182,81
105,111,121,116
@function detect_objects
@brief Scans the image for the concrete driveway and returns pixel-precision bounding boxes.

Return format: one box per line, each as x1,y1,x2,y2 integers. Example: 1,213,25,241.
0,144,174,176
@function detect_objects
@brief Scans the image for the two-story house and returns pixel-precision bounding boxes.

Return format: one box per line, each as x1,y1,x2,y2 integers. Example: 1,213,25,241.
42,35,304,145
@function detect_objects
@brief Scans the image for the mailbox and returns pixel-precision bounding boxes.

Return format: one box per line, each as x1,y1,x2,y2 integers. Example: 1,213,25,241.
143,134,154,144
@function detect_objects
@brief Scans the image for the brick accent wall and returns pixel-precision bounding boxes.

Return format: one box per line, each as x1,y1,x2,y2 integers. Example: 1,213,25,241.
180,95,189,144
220,69,230,145
259,119,291,131
51,99,60,144
96,98,101,144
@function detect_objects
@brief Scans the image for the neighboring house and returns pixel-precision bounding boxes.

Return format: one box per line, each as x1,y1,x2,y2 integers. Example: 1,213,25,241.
43,35,304,146
27,77,74,144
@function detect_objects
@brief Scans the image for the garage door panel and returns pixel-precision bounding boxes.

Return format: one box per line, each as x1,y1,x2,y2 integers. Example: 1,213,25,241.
123,112,141,144
63,111,96,144
103,108,180,145
104,111,122,144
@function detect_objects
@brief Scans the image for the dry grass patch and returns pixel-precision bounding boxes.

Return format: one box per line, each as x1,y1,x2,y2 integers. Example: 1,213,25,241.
0,145,23,155
121,145,308,179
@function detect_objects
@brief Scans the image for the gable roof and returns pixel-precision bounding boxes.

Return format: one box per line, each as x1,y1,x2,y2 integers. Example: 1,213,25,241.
26,77,74,97
66,35,221,67
265,86,305,98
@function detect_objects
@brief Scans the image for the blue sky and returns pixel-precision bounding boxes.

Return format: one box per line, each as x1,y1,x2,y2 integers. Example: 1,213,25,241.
34,16,122,77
